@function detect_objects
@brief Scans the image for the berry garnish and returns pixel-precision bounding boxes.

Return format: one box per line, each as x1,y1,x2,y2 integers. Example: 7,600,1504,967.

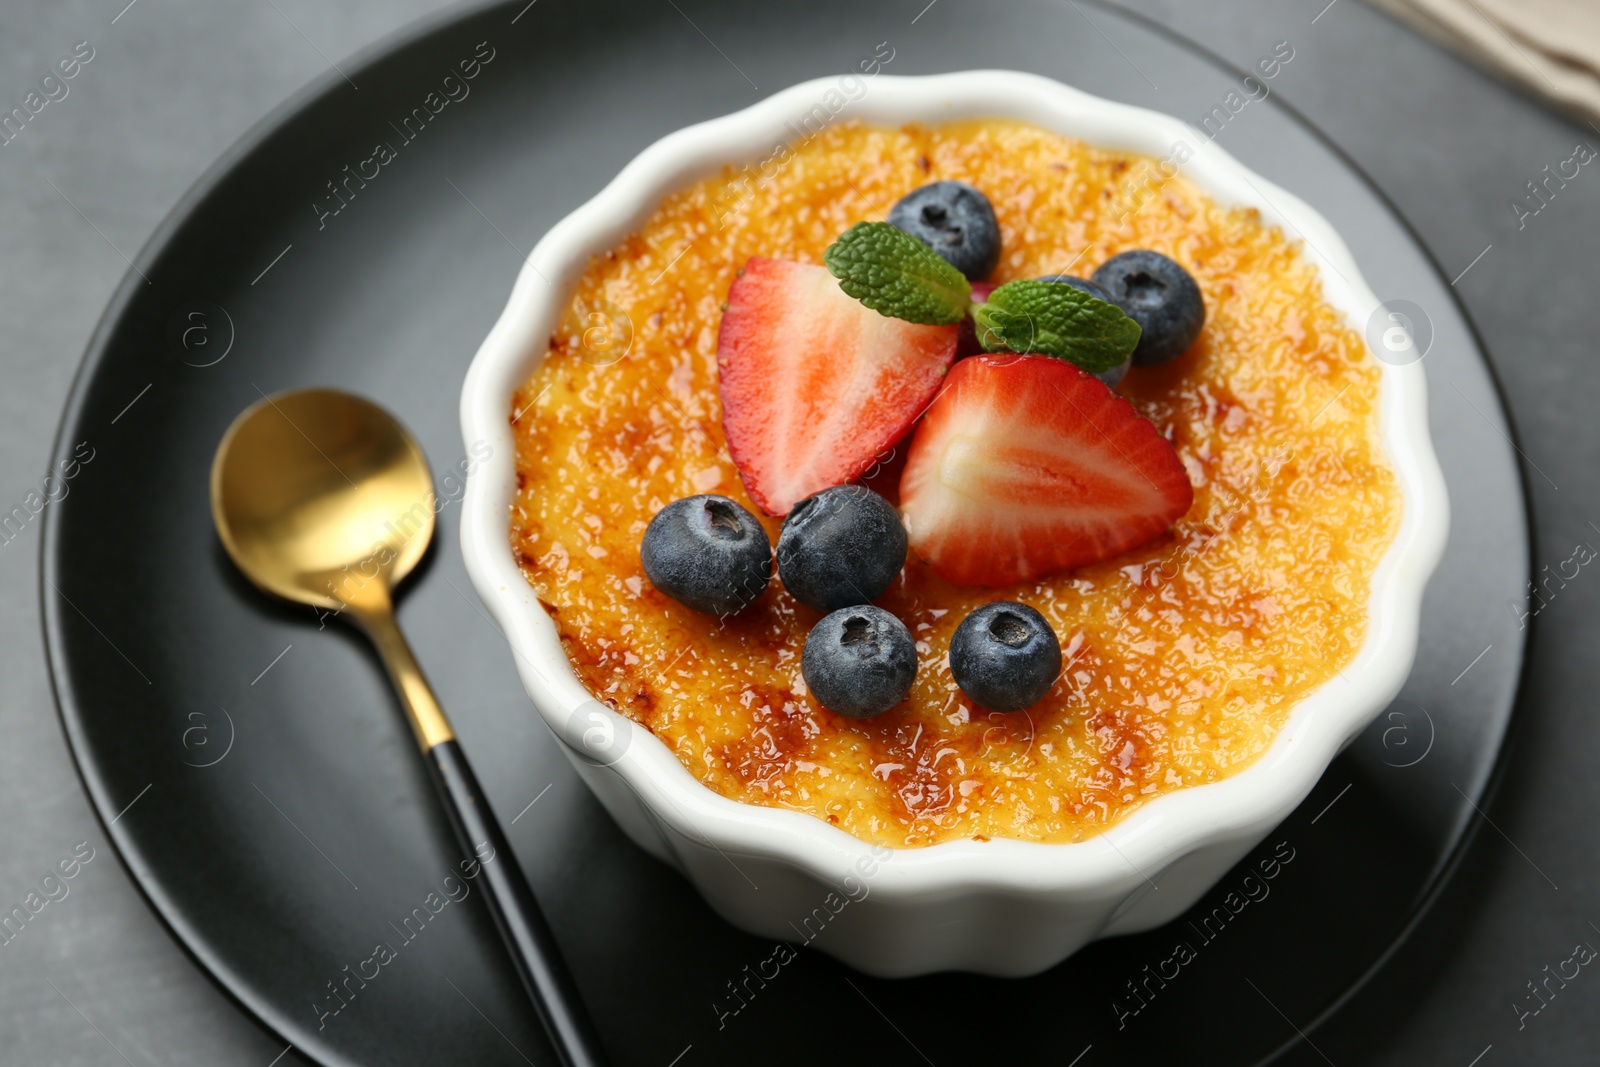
1091,250,1205,366
949,601,1062,712
886,180,1002,281
717,257,959,516
777,485,907,613
899,354,1192,586
1036,273,1131,387
640,495,772,615
801,605,917,718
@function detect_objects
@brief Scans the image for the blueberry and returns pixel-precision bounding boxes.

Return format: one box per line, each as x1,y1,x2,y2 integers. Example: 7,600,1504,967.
949,601,1061,712
1091,250,1205,366
888,181,1001,281
1037,273,1132,387
640,495,771,615
777,485,906,613
802,605,917,718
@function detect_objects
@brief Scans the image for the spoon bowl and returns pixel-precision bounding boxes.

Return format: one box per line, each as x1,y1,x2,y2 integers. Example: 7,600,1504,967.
211,388,434,611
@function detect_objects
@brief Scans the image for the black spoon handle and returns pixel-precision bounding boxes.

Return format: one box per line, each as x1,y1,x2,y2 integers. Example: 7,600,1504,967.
427,740,611,1067
351,598,607,1065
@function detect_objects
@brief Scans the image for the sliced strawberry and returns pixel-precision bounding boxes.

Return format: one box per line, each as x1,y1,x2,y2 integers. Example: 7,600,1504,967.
900,354,1192,585
717,257,959,516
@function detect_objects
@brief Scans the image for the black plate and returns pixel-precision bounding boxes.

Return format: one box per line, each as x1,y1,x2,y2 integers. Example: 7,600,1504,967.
42,1,1529,1064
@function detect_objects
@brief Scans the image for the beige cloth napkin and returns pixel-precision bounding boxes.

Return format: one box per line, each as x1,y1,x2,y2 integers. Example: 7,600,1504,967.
1367,0,1600,128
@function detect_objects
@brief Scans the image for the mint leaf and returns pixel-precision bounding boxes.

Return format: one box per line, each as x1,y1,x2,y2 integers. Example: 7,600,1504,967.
823,222,972,325
972,279,1141,372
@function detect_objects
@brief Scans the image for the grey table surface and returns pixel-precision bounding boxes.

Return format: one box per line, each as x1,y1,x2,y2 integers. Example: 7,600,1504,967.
1,0,1595,1064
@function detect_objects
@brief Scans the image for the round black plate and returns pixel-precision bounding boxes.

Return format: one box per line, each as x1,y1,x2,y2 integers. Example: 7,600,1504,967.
42,1,1529,1064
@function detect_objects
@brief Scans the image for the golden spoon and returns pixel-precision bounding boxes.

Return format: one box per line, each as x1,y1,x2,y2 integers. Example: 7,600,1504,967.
211,387,608,1067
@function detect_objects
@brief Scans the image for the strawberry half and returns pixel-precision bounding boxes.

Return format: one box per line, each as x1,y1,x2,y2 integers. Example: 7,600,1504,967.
900,353,1192,585
717,257,959,516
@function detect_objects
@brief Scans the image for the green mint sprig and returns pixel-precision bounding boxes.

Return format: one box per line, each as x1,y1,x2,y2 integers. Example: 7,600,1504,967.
972,280,1141,373
821,222,1141,372
822,222,971,325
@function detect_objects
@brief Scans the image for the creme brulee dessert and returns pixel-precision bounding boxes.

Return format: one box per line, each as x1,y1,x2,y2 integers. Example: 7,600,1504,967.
509,119,1399,849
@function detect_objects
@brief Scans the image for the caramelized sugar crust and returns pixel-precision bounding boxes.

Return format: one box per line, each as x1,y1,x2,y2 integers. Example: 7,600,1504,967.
509,120,1399,848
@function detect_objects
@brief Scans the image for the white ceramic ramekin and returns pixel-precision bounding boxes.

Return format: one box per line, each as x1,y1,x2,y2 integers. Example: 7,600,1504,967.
460,71,1449,977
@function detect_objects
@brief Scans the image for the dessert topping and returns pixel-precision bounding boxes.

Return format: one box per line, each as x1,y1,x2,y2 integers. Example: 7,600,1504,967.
969,277,1140,374
776,485,907,614
949,601,1062,712
1091,249,1206,366
822,222,1142,374
800,605,918,718
716,257,959,516
823,219,972,324
899,353,1192,586
886,179,1002,281
1034,273,1131,387
640,494,772,615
